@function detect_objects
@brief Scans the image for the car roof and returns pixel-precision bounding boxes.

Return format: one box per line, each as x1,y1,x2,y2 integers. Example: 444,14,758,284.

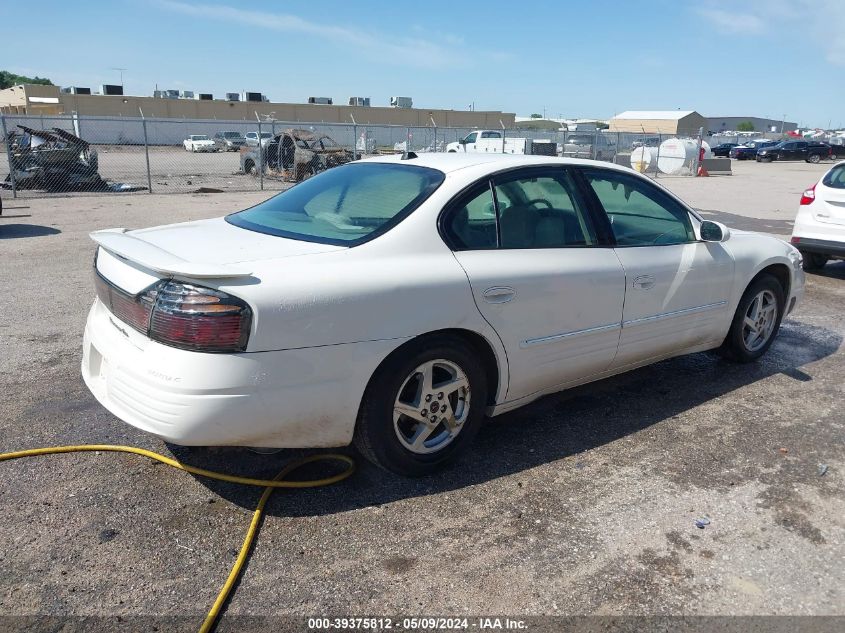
359,153,633,175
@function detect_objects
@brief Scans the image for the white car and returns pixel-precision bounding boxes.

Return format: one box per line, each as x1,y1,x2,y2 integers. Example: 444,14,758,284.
82,154,805,476
791,160,845,270
244,131,273,147
183,135,216,153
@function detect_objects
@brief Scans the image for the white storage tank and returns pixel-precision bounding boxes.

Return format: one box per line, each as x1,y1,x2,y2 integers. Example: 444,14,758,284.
630,146,659,173
657,138,712,175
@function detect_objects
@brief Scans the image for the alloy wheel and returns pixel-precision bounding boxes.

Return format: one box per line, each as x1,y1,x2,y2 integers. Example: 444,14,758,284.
393,359,471,455
742,290,778,352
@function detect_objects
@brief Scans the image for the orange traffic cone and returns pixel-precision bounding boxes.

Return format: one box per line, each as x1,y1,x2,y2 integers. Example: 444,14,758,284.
697,165,709,177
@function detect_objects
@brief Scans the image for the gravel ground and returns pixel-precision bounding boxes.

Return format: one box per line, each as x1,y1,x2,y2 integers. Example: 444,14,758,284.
0,161,843,630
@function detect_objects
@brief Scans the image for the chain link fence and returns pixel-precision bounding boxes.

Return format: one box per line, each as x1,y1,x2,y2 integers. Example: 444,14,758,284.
1,113,800,200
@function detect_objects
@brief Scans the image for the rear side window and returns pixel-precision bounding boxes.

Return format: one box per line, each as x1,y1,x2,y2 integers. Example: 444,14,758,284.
823,165,845,189
228,163,444,245
494,171,596,248
443,168,597,250
444,183,497,249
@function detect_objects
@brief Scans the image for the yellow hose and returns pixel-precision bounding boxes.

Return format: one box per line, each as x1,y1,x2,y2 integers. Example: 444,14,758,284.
0,444,355,633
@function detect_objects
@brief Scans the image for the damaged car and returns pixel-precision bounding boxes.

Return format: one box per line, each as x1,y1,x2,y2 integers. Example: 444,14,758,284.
240,128,353,182
4,126,104,192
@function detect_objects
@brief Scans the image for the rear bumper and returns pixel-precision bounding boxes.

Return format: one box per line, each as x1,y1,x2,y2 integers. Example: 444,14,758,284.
81,299,402,448
793,237,845,258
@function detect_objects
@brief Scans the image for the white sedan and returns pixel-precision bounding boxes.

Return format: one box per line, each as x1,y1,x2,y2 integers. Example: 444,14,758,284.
183,135,217,152
82,154,804,476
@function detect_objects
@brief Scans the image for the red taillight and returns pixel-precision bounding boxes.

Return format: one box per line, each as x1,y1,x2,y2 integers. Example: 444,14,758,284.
95,274,251,353
95,273,155,333
149,281,251,352
800,184,816,205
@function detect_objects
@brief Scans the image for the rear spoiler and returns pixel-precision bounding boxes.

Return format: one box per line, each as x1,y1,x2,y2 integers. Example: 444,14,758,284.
90,228,253,279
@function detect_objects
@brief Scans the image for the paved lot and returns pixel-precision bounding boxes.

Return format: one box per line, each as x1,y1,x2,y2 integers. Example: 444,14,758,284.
0,160,843,628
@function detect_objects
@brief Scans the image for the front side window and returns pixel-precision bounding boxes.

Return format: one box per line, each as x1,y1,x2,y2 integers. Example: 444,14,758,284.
582,168,695,246
464,133,478,144
228,163,444,245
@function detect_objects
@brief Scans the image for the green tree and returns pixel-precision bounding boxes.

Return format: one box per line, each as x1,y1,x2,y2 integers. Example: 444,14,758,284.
529,113,543,119
736,121,755,132
0,71,53,90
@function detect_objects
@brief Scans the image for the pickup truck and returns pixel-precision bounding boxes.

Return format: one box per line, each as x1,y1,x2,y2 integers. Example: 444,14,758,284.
446,130,535,154
756,141,833,164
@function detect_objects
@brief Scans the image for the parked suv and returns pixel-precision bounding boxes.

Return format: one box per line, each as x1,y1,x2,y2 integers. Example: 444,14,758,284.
244,131,273,147
213,131,246,152
757,141,831,163
791,161,845,270
562,133,616,160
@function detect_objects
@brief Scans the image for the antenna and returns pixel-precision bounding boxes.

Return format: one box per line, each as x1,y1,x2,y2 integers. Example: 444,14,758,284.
110,67,127,87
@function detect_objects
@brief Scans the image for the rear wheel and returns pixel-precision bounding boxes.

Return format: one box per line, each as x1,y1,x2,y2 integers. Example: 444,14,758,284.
801,252,828,271
719,274,785,363
354,335,488,476
807,153,821,164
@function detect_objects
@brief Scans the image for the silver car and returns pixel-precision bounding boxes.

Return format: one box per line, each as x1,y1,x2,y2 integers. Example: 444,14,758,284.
244,132,273,147
213,131,246,152
562,133,616,160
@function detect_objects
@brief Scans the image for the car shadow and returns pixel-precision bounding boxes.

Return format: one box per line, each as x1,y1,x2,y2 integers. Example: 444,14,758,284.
694,208,794,236
170,319,841,516
808,260,845,280
0,224,61,239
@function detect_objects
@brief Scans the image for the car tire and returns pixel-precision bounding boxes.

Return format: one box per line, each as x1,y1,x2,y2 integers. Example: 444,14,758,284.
353,334,488,477
801,252,828,271
807,154,821,164
718,273,785,363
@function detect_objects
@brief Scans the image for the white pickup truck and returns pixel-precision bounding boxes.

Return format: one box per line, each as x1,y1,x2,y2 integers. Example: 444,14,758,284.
446,130,538,155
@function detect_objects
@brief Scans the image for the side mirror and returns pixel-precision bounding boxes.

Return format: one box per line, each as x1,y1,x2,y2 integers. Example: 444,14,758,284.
459,138,467,144
700,220,730,242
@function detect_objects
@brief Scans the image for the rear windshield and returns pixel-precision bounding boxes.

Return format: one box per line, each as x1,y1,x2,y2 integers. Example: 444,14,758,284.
823,165,845,189
226,163,445,245
567,135,593,144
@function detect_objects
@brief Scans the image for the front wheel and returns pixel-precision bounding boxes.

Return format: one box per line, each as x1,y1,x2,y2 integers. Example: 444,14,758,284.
354,335,488,476
719,274,785,363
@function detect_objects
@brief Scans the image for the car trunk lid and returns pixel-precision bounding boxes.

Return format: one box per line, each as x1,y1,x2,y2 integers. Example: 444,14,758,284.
92,216,344,292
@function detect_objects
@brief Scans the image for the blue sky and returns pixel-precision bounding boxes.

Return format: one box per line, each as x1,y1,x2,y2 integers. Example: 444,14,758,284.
3,0,844,127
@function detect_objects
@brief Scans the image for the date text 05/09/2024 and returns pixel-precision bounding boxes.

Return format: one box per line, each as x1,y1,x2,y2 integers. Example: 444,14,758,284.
307,617,528,630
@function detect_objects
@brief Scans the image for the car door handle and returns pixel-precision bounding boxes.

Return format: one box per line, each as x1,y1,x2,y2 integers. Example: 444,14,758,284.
632,275,656,290
482,286,516,304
